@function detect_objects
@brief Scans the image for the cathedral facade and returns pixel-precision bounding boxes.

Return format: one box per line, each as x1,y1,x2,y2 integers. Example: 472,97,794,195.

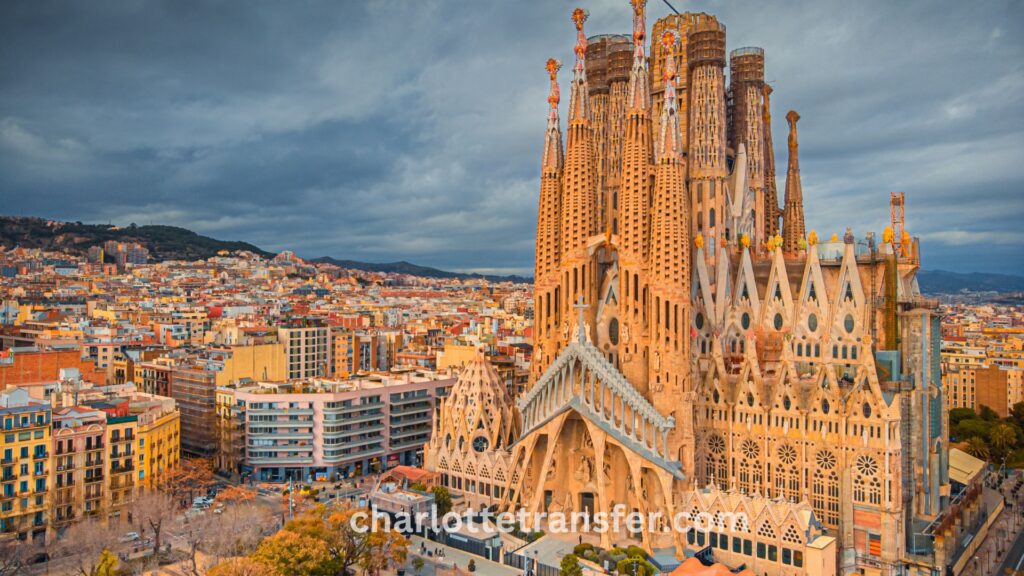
426,2,971,575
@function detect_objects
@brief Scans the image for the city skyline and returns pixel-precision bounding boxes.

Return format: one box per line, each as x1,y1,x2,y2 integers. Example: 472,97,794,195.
1,0,1022,275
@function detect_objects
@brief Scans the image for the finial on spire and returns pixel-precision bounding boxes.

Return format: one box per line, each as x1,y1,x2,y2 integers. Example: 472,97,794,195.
630,0,648,48
567,8,590,122
661,30,677,83
655,30,680,162
625,0,650,111
786,110,800,153
546,58,562,110
572,8,589,62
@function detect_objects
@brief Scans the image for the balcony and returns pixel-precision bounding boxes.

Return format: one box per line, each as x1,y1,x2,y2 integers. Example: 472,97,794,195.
247,407,315,416
324,401,384,414
85,474,103,483
32,452,49,460
390,395,432,406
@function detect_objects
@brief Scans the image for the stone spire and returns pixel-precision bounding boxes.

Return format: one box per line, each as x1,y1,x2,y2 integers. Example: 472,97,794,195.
536,59,563,284
557,8,599,353
762,84,780,238
781,110,806,253
567,8,590,122
626,0,650,112
649,29,690,409
532,59,565,382
618,0,653,390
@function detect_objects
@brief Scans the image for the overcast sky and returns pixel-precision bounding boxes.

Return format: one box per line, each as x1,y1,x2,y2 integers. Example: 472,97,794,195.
1,0,1022,275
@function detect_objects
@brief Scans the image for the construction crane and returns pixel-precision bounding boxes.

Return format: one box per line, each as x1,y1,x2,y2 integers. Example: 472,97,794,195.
890,192,905,258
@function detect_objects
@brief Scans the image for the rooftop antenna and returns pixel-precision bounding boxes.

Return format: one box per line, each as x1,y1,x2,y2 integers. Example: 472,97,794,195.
660,0,680,14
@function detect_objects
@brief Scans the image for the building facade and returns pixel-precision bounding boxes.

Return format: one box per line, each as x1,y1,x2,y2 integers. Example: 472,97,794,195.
218,371,453,482
424,3,975,575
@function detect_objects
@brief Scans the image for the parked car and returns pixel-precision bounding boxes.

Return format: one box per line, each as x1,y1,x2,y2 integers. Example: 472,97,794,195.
119,532,141,543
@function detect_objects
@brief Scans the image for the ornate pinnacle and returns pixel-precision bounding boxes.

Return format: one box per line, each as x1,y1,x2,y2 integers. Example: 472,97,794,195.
661,30,676,83
572,7,588,31
546,58,562,109
786,110,800,153
630,0,648,47
572,8,589,63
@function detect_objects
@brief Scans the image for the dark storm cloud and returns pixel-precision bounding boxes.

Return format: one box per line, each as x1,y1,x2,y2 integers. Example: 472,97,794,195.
1,0,1022,274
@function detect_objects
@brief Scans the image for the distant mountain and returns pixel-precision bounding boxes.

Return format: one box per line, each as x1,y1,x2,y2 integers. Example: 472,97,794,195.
0,216,271,261
311,256,531,284
917,269,1024,294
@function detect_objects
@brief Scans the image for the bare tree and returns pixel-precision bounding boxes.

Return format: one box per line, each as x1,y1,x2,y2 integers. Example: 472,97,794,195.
0,538,40,576
127,490,179,566
183,503,275,575
53,518,119,576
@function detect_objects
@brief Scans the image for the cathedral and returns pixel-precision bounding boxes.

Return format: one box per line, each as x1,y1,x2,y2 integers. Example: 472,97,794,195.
425,2,983,575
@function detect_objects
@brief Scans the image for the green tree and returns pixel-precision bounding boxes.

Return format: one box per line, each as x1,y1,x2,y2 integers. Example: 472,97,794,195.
560,554,584,576
1010,402,1024,425
431,486,453,517
979,405,999,422
965,437,990,461
411,557,425,575
950,407,979,428
992,424,1017,451
409,482,427,492
616,556,657,576
954,419,994,442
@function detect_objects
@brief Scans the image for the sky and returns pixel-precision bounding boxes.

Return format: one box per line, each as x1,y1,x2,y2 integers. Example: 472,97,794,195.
1,0,1022,276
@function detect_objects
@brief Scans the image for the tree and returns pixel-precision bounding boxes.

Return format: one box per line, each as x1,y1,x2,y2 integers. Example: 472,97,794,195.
965,437,990,460
992,424,1017,452
560,554,583,576
215,485,256,505
616,556,656,576
207,557,279,576
411,557,425,575
54,518,119,576
408,482,427,492
955,419,994,442
163,457,217,505
1010,402,1024,426
950,407,979,428
979,405,999,422
356,529,409,575
0,537,40,576
467,558,477,572
251,530,337,576
431,485,452,517
128,489,179,566
205,502,275,560
94,550,119,576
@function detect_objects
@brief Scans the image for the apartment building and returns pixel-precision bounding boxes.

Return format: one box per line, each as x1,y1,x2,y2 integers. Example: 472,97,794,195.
50,390,179,529
280,319,330,380
0,388,51,542
218,370,453,482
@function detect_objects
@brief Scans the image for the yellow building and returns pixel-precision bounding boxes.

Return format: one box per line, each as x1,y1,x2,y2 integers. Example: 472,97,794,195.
135,402,180,489
213,342,286,385
0,387,51,542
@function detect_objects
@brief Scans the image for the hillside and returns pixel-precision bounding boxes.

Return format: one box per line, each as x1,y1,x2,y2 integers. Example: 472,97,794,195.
917,269,1024,294
311,256,531,284
0,216,271,261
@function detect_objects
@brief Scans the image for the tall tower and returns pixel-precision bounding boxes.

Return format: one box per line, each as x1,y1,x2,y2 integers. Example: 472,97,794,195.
781,110,806,253
532,58,564,382
617,0,652,390
728,47,766,248
762,84,780,238
648,29,693,471
557,8,599,352
686,16,727,262
586,34,632,236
